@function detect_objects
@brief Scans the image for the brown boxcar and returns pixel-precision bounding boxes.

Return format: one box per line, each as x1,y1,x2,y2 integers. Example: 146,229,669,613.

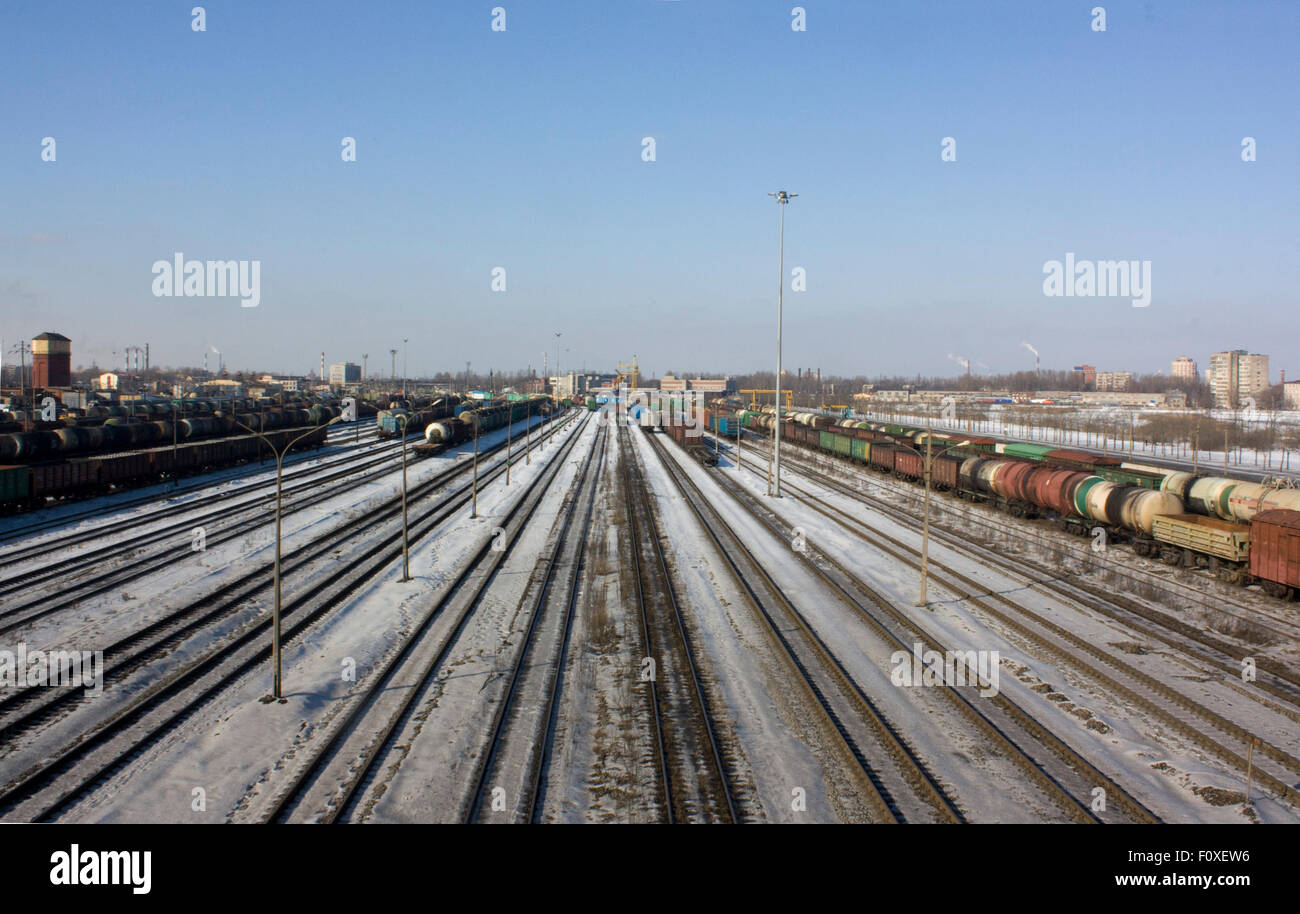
894,450,923,480
31,460,96,495
1250,509,1300,598
869,444,896,472
932,454,961,490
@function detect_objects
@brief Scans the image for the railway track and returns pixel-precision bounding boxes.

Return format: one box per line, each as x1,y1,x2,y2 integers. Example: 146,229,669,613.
618,421,738,823
0,413,561,635
0,413,583,821
0,430,415,593
0,419,379,546
643,428,951,824
693,437,1161,823
731,434,1300,812
257,414,598,824
751,435,1300,717
462,420,608,823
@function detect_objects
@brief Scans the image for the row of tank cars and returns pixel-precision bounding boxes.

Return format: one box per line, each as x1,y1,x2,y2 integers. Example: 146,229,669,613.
724,406,1300,601
418,395,559,453
371,394,564,458
0,397,355,513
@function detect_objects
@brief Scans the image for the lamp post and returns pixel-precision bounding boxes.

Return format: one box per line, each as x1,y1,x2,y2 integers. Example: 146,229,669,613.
236,413,347,701
891,417,969,607
396,413,412,582
767,190,796,496
402,338,409,399
553,332,562,398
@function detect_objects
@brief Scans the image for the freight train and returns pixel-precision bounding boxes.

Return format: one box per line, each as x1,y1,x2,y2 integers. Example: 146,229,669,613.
420,395,556,449
0,425,329,514
729,408,1300,601
0,402,340,461
376,395,462,439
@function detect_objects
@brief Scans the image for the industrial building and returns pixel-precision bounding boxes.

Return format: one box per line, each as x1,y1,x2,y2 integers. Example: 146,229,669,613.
1070,365,1097,389
329,362,361,387
658,373,733,393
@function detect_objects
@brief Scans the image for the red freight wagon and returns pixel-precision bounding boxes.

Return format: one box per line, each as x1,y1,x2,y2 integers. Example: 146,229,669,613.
1250,509,1300,599
895,450,923,481
99,451,151,486
932,454,962,490
869,444,896,472
30,460,96,496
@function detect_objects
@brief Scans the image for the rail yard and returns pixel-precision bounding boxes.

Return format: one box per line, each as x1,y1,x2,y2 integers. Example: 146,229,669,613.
2,392,1297,825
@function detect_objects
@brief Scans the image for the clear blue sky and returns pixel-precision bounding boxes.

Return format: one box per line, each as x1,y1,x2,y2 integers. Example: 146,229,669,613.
2,1,1297,382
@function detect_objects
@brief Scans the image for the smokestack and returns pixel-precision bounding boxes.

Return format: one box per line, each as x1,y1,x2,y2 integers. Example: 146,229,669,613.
145,343,150,372
320,352,325,381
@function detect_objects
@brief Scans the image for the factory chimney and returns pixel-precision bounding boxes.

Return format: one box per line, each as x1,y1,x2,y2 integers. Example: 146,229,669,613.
320,352,325,381
145,343,150,372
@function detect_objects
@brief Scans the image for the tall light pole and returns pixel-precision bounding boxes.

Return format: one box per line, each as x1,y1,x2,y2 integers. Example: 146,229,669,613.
554,332,562,398
236,413,347,701
767,190,796,496
402,338,409,399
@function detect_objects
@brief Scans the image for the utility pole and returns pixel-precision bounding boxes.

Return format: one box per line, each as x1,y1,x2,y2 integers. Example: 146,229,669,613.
402,338,409,399
236,414,347,700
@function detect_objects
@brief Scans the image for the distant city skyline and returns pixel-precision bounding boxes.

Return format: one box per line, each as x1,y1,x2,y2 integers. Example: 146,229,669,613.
3,1,1297,379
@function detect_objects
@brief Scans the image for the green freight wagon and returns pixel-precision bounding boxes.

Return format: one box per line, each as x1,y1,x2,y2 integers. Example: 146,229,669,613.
819,430,836,452
1096,466,1165,490
0,465,29,502
850,438,868,462
831,432,852,456
1002,443,1053,461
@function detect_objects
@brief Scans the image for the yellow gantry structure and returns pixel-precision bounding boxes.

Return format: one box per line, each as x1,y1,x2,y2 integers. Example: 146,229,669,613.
741,389,795,410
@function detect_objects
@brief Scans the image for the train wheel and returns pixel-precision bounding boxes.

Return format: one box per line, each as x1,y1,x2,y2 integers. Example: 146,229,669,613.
1133,540,1151,557
1262,580,1290,599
